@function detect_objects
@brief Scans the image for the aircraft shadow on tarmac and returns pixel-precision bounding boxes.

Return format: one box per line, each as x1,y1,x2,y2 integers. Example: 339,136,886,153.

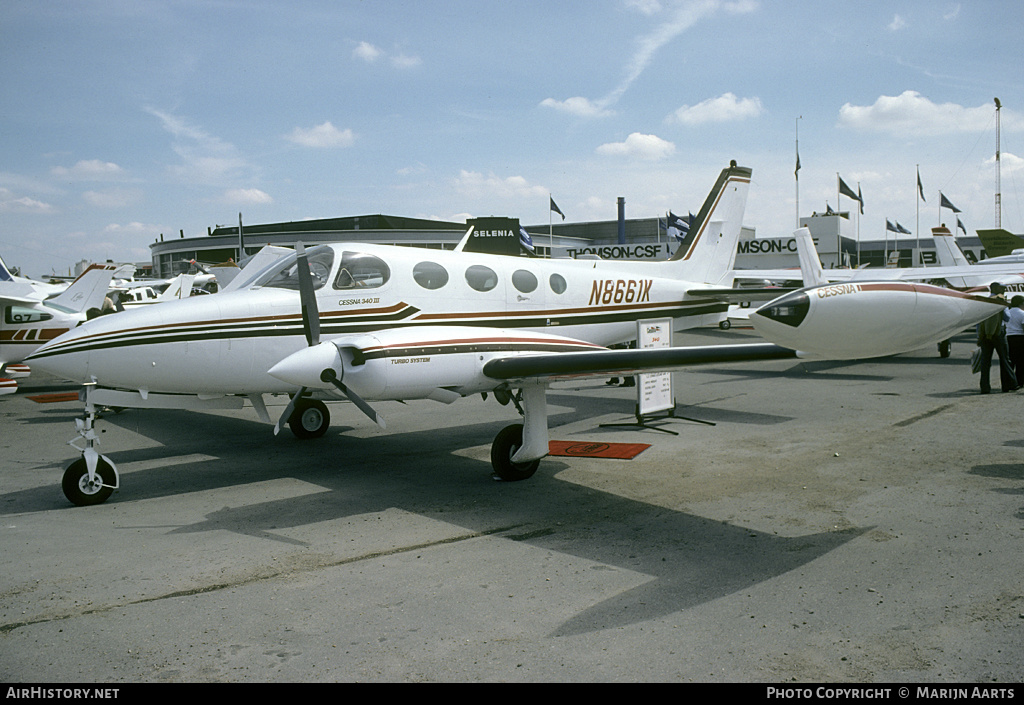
6,398,865,637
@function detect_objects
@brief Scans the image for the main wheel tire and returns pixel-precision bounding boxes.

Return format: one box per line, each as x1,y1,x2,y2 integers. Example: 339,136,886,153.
62,457,116,506
938,340,951,358
288,399,330,439
718,319,731,330
490,423,540,481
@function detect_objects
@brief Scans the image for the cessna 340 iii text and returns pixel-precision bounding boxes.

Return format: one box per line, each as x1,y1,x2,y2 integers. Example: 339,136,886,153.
26,163,1008,505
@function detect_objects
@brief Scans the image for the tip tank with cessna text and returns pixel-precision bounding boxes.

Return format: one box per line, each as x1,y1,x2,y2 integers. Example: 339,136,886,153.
750,281,1006,359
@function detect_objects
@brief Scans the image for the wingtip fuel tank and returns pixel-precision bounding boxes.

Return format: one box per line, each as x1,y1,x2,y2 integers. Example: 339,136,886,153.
751,281,1005,359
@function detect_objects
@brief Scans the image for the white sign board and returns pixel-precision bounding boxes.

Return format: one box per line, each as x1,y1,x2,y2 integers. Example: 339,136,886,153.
637,319,674,418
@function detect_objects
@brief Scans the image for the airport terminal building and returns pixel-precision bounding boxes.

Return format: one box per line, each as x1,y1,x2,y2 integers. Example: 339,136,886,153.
148,210,986,280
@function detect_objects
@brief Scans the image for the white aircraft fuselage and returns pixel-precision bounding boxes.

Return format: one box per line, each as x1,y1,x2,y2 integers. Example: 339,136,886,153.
28,242,733,398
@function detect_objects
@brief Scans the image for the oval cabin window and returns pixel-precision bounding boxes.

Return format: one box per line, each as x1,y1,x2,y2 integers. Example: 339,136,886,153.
412,261,449,290
465,265,498,292
512,269,538,294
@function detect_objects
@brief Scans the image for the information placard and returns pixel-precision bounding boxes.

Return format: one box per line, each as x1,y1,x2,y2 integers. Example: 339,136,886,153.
636,318,674,418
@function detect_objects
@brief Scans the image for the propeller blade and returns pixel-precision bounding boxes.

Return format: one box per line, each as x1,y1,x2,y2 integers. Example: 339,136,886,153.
274,386,307,436
321,368,386,429
294,241,319,347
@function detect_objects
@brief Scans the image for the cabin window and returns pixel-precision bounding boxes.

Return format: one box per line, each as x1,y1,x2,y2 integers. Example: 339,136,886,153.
465,265,498,292
256,246,335,291
549,273,567,295
4,306,53,324
412,261,449,290
512,269,538,294
334,252,391,290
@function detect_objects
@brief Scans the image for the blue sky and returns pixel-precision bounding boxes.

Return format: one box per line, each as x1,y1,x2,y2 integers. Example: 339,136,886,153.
1,0,1022,277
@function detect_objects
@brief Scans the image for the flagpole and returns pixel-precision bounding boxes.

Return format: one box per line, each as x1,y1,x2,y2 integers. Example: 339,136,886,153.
548,193,553,259
917,163,925,260
836,173,840,267
856,181,861,266
795,116,801,229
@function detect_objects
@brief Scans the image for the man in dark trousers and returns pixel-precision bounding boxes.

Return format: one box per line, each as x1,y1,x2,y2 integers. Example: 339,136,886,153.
977,282,1017,394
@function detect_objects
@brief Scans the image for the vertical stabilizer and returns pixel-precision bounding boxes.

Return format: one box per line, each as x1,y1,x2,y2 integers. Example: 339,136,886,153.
157,273,196,301
931,226,970,267
0,254,14,283
669,162,752,285
793,227,827,286
47,264,117,313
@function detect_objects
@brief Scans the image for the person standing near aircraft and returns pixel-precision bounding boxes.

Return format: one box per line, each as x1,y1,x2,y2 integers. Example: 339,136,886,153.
976,282,1017,394
1004,295,1024,385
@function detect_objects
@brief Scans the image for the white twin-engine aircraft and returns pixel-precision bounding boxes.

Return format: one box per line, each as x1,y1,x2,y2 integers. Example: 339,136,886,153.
27,163,1007,506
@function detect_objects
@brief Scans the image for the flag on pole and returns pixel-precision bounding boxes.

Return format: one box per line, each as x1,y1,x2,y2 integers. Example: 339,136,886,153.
838,175,863,212
940,192,961,213
886,219,898,233
795,151,801,178
838,176,858,200
957,217,966,235
549,197,565,220
667,211,690,241
897,222,911,234
857,184,864,214
519,226,535,254
917,169,926,202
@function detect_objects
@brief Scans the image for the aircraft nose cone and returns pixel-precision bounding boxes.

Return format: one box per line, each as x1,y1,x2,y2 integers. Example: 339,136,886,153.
25,331,91,382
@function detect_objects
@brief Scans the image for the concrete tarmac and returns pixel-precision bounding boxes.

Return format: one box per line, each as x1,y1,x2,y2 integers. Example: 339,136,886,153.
1,328,1022,683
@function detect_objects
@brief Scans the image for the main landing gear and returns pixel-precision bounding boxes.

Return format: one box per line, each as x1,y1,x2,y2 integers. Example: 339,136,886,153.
490,424,540,481
487,384,549,482
287,398,330,439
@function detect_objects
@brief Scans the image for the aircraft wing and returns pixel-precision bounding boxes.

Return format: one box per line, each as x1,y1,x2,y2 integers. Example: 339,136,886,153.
856,263,1024,282
482,342,797,384
687,287,797,303
0,282,46,305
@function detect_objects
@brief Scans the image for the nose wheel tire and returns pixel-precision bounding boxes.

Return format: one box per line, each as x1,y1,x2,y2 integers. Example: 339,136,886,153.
62,457,116,506
490,423,540,481
288,399,330,439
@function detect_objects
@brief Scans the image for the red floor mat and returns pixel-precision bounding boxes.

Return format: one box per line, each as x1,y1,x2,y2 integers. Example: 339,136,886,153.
548,440,650,459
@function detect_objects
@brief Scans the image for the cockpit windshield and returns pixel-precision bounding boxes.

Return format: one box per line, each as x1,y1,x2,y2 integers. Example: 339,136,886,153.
252,246,335,291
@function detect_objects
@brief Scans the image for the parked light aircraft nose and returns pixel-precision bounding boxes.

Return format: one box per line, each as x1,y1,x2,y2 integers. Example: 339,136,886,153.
750,281,1005,359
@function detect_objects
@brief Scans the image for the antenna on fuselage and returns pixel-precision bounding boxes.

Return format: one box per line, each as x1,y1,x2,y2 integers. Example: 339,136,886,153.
453,225,475,252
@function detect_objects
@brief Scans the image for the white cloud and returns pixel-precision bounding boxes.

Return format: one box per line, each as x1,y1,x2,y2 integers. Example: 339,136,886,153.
0,193,55,213
542,0,754,118
353,41,420,69
986,152,1024,176
453,171,547,200
353,41,382,63
223,188,273,205
539,96,612,118
596,132,676,160
669,93,764,125
51,159,125,180
285,121,355,148
102,221,162,237
626,0,662,16
887,14,906,31
82,188,139,208
146,107,250,184
838,91,1012,137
